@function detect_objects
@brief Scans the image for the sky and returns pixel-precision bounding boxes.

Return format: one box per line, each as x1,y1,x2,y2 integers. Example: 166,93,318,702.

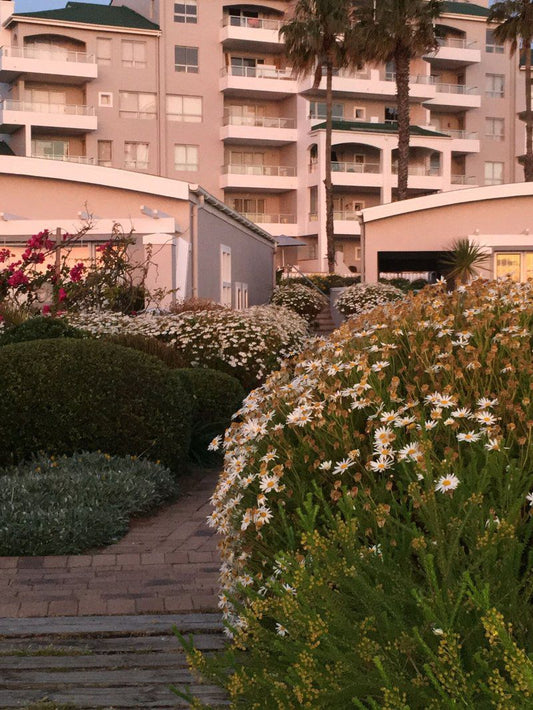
14,0,109,11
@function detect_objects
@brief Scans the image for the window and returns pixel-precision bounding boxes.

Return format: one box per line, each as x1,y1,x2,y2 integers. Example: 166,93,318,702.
354,107,365,120
230,197,265,218
119,91,156,119
174,144,198,171
309,101,343,120
166,95,202,122
98,92,112,107
96,37,111,65
32,139,68,159
124,142,149,170
385,106,398,122
495,253,520,280
486,117,504,140
486,29,504,54
174,0,197,23
121,40,146,68
486,74,505,98
175,45,198,73
309,186,318,220
97,140,112,167
220,245,232,306
484,161,504,185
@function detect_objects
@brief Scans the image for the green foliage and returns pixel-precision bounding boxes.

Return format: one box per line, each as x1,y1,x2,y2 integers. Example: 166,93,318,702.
0,316,86,346
0,338,191,470
102,332,189,369
0,452,178,555
380,277,429,293
270,283,327,321
177,368,245,463
279,274,360,294
440,238,490,285
184,279,533,707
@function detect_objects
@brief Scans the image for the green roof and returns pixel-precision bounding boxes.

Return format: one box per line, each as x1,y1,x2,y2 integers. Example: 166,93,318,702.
441,2,489,18
312,120,449,138
13,2,159,31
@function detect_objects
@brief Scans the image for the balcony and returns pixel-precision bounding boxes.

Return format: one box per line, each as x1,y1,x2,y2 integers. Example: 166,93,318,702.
424,84,481,111
242,212,299,236
424,38,481,69
220,114,297,146
0,46,97,85
334,212,362,236
219,65,298,99
392,164,444,190
0,99,97,133
444,128,480,153
220,163,297,191
330,160,382,188
220,15,283,53
31,153,94,164
451,174,477,187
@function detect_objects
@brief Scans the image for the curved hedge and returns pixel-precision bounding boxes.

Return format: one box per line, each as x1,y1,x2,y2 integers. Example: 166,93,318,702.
0,339,191,470
0,316,86,345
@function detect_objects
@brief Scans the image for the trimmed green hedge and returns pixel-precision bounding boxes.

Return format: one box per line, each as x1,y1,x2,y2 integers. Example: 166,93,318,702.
0,452,178,555
102,332,189,369
177,368,245,460
0,316,86,345
0,339,191,470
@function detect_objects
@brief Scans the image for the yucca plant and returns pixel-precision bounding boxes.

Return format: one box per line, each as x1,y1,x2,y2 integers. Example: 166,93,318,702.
440,237,490,285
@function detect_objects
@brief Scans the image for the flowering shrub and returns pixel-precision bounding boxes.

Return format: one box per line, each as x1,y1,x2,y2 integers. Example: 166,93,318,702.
334,281,404,317
270,282,327,321
183,279,533,707
67,305,309,389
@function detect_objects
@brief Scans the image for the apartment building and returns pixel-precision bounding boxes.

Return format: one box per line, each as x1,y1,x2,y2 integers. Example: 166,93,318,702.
0,0,525,274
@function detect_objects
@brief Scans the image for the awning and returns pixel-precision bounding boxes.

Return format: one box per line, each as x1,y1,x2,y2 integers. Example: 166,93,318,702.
275,234,307,247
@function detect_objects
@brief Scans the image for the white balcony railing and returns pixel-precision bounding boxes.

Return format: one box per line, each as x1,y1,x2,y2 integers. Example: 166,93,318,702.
451,175,477,185
223,114,296,129
392,165,441,176
222,164,296,176
435,83,478,95
1,99,95,116
0,45,95,63
334,210,360,221
385,72,434,85
222,15,282,31
332,161,381,174
444,129,479,139
31,153,94,164
436,37,476,49
221,65,293,80
242,213,296,224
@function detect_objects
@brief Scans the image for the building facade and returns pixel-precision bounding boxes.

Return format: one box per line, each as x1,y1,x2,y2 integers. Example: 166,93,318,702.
0,0,526,274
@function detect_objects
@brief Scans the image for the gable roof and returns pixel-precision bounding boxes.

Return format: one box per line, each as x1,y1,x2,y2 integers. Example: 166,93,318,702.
441,2,490,18
12,2,159,31
312,120,449,138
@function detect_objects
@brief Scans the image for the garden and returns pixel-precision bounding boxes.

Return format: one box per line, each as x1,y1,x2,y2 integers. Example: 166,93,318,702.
2,228,533,709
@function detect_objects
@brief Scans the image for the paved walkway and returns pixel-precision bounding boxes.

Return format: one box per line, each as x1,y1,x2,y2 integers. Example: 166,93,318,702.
0,469,220,618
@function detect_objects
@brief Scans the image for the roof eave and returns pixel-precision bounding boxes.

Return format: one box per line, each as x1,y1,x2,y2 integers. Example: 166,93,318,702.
7,15,161,35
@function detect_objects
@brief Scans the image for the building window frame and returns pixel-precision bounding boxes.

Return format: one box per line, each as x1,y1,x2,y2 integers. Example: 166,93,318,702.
484,161,504,186
175,45,199,73
486,29,504,54
174,143,199,171
486,73,505,98
220,245,232,306
97,140,112,167
124,141,149,170
119,91,157,119
96,37,111,65
121,40,147,68
174,0,198,23
166,94,202,122
98,91,113,108
485,117,504,141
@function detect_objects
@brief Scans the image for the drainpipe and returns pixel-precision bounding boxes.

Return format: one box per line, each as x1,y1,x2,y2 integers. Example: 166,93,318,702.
357,210,365,283
190,188,202,298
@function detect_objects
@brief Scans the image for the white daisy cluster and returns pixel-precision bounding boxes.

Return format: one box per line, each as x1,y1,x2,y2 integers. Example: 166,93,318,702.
334,282,404,317
207,278,533,631
66,305,309,383
270,282,328,321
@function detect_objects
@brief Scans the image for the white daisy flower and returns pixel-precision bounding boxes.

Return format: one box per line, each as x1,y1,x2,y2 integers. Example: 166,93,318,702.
435,474,460,494
457,431,482,443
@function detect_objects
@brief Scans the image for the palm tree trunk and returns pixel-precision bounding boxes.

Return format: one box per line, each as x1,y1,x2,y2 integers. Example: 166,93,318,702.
324,60,335,273
395,48,411,201
524,39,533,181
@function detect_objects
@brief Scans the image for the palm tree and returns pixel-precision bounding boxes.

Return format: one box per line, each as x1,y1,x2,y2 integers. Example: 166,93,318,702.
350,0,442,200
488,1,533,182
440,238,490,286
280,0,357,273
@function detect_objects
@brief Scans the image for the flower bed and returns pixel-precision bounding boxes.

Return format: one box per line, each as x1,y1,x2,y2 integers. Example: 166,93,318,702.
67,305,309,389
186,279,533,707
270,283,327,321
334,281,404,317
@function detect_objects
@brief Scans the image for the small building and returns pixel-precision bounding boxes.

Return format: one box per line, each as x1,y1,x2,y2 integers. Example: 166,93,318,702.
359,183,533,283
0,156,275,307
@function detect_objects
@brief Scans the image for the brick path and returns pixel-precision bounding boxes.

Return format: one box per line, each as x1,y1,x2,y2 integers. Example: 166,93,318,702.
0,469,220,618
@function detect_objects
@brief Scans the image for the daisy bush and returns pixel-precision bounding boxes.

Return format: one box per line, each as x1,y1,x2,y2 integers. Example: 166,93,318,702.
334,281,404,317
66,305,308,389
270,282,328,322
181,279,533,708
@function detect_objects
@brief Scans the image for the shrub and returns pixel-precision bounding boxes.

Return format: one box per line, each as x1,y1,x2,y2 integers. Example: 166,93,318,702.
334,281,404,317
66,306,309,390
0,316,86,346
0,452,178,555
277,274,360,294
270,283,327,321
168,297,224,314
183,279,533,708
0,339,191,470
102,332,189,369
177,368,245,462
